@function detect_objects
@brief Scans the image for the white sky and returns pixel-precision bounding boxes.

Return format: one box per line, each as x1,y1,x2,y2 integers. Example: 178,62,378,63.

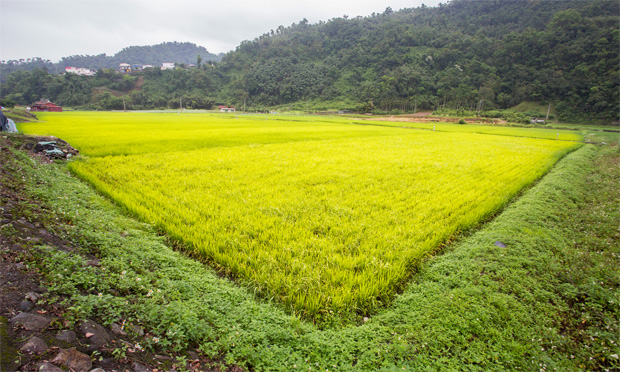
0,0,442,62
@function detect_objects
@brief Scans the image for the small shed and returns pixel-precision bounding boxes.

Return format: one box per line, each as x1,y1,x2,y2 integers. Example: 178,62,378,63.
30,100,62,112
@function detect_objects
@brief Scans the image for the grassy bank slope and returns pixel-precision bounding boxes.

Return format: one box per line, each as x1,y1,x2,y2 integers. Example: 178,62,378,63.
3,137,618,371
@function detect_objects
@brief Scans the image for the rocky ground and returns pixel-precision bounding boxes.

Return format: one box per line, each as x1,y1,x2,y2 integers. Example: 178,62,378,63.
0,135,222,372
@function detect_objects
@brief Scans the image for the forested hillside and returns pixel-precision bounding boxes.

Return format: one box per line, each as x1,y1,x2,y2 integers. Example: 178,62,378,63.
217,0,619,120
1,0,618,121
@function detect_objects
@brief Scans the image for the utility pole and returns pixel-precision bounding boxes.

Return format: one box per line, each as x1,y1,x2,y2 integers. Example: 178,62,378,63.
414,98,417,114
545,103,551,121
123,96,126,112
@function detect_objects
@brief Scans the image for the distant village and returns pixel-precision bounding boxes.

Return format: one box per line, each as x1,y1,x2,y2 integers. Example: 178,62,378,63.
64,62,187,76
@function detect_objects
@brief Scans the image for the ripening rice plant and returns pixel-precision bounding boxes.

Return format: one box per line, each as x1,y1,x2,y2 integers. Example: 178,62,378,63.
22,112,403,156
67,128,580,320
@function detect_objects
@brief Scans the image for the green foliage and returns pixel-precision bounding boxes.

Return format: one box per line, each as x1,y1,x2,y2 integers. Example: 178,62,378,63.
216,0,618,120
0,98,15,108
1,107,38,124
94,92,124,110
0,57,56,83
0,67,220,110
479,110,532,124
511,101,554,116
356,101,375,114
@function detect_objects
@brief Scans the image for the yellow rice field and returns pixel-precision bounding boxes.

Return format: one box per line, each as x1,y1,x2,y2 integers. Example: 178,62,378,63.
21,112,582,318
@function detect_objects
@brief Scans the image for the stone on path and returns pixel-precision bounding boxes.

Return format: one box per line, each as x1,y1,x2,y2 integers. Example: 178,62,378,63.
9,312,50,331
56,330,77,343
20,336,48,354
110,322,127,335
132,362,153,372
51,348,92,372
19,300,35,312
38,362,64,372
25,292,40,302
80,320,111,350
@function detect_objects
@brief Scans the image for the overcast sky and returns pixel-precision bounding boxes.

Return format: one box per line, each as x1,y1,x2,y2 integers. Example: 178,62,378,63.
1,0,442,63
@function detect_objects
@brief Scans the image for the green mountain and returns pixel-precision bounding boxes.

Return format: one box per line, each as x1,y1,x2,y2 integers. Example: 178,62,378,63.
1,0,618,121
216,0,619,120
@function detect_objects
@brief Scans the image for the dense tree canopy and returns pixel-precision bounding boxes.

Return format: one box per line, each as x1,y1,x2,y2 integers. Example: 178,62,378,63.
216,0,618,120
1,0,618,121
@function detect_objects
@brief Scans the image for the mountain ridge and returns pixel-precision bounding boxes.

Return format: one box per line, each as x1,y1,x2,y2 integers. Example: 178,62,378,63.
1,41,223,75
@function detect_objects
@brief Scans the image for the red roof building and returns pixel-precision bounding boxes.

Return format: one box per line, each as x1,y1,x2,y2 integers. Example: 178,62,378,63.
30,100,62,112
218,105,235,113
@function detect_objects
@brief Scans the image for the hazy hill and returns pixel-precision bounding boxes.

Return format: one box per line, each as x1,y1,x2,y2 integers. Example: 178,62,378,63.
57,42,222,69
0,42,222,79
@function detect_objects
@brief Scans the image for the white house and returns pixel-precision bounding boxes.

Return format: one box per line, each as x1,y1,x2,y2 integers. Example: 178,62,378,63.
65,67,95,76
162,62,175,70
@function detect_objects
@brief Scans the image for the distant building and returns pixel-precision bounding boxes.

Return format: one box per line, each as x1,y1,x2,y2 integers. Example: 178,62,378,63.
162,62,175,70
143,64,154,69
218,105,235,113
119,63,131,72
65,66,95,76
132,64,143,71
30,99,62,112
